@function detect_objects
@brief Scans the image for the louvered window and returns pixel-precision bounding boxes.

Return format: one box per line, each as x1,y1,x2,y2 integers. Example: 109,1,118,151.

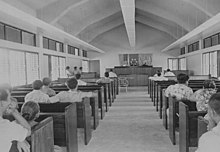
9,51,26,86
26,53,39,84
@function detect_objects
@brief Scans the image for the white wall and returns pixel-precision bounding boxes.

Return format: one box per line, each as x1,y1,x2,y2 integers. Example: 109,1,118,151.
89,23,176,76
66,57,82,69
186,54,202,75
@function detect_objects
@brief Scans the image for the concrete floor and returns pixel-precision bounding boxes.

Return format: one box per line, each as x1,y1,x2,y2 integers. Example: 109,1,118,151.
78,87,195,152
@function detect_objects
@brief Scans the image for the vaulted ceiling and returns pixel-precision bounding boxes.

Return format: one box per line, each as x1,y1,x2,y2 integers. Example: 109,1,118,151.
3,0,220,52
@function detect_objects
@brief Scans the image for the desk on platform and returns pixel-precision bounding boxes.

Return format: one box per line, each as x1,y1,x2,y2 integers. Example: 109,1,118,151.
113,66,162,86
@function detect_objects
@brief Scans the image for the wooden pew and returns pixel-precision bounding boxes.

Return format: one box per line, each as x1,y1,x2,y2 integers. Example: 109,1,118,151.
12,87,101,124
97,83,110,112
197,116,208,139
179,102,206,152
156,80,176,114
168,97,197,145
39,99,92,146
162,89,168,130
10,117,54,152
34,103,78,151
169,96,178,145
52,85,105,120
31,117,54,152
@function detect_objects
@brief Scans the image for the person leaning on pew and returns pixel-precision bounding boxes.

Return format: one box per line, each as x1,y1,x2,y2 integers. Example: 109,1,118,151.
0,88,31,152
165,73,193,100
50,77,95,103
189,80,217,111
196,93,220,152
41,77,56,97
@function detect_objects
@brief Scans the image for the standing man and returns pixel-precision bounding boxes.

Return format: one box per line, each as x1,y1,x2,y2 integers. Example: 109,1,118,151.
65,66,74,78
73,66,78,76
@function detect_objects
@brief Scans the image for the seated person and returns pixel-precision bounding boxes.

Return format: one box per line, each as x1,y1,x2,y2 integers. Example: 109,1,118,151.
196,93,220,152
153,70,162,77
25,80,50,103
0,88,31,152
109,69,117,77
150,72,168,81
15,101,63,152
189,80,217,111
21,101,40,127
164,69,175,76
50,77,94,103
165,73,193,100
96,72,112,83
75,73,87,86
11,101,40,152
41,77,56,97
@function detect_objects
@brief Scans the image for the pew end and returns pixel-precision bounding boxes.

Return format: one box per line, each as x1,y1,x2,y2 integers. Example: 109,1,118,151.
179,102,207,152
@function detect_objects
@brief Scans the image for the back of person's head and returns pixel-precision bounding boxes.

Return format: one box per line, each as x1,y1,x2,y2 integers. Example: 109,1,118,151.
74,66,77,70
203,80,216,89
75,73,81,80
42,77,52,86
177,73,189,84
66,78,78,89
208,93,220,116
167,69,171,72
0,88,9,101
157,72,161,77
66,66,70,70
21,101,40,122
110,69,113,72
32,80,43,90
79,67,82,70
105,72,109,78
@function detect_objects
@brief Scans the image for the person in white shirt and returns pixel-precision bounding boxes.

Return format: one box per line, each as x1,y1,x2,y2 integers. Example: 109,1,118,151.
164,69,175,76
73,66,78,76
75,73,87,86
196,93,220,152
96,72,112,83
109,69,117,77
41,77,56,97
0,87,31,152
50,77,94,103
25,80,50,103
150,73,168,81
65,66,74,78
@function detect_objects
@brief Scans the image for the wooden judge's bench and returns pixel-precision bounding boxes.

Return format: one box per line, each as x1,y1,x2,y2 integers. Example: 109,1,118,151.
110,66,162,86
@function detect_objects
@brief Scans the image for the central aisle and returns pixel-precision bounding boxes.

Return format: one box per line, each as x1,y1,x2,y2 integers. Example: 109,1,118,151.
79,87,178,152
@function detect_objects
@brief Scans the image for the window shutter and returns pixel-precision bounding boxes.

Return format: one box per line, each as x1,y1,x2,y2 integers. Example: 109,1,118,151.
26,53,39,84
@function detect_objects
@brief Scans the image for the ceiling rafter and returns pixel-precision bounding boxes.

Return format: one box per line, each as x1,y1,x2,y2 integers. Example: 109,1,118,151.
181,0,213,17
119,0,135,48
50,0,90,25
74,9,121,36
37,0,89,24
77,11,122,37
136,16,178,39
86,19,124,43
136,1,191,31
